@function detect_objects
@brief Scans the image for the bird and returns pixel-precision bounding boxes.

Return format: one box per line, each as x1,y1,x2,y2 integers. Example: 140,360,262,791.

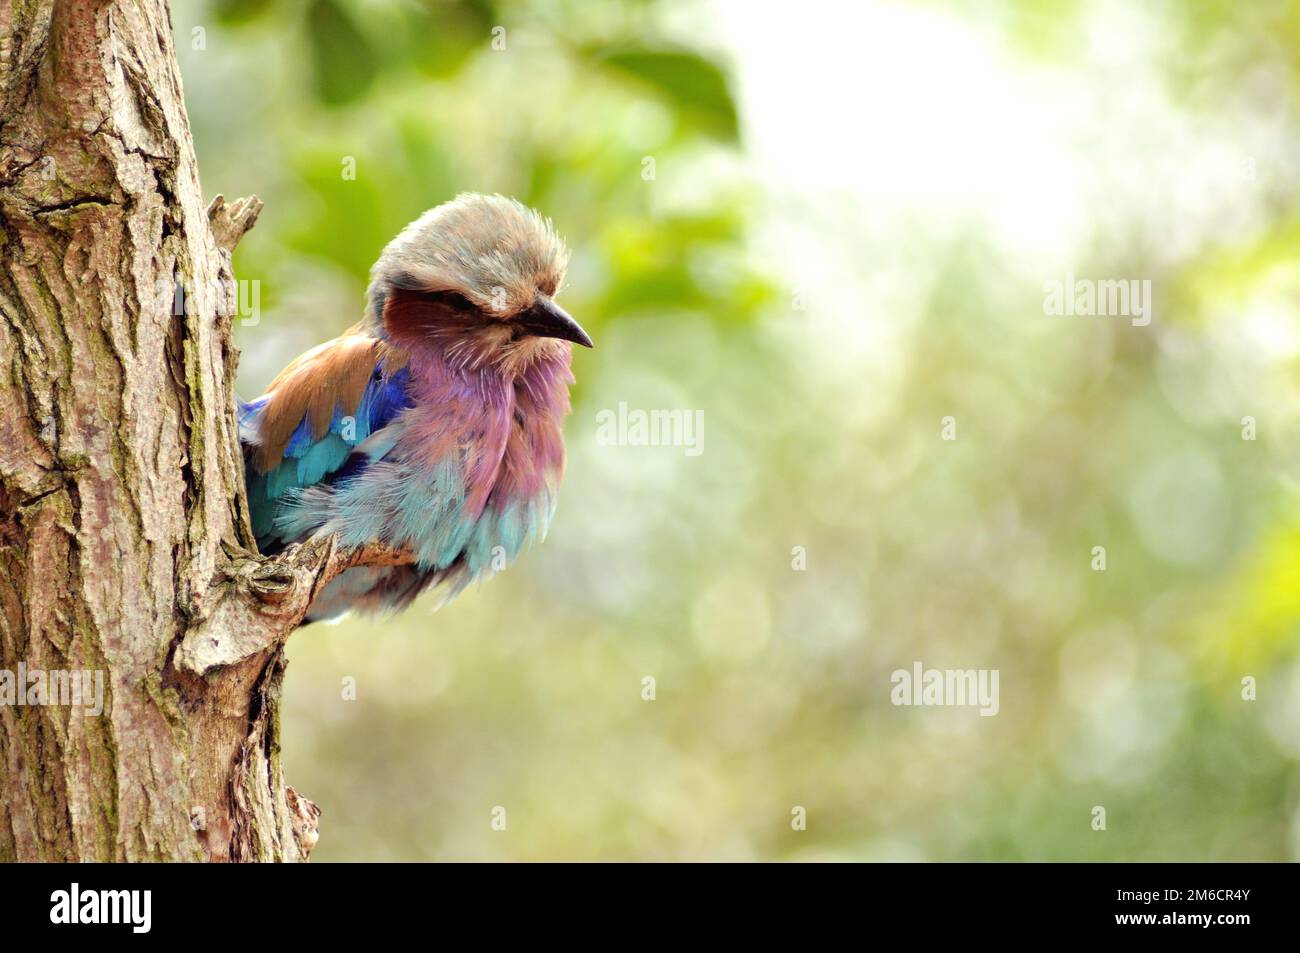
237,193,592,623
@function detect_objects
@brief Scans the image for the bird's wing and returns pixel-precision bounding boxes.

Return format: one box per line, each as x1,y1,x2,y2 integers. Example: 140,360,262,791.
239,332,412,551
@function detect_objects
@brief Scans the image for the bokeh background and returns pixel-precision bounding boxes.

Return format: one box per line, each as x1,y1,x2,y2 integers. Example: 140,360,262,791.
176,0,1300,860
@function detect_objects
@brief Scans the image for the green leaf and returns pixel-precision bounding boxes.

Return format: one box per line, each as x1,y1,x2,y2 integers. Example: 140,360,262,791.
306,0,378,106
592,47,740,141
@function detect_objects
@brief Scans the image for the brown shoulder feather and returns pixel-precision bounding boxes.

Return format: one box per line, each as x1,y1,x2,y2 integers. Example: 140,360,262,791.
251,329,408,474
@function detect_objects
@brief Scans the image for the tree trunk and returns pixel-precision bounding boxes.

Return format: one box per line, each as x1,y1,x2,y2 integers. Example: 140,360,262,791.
0,0,375,862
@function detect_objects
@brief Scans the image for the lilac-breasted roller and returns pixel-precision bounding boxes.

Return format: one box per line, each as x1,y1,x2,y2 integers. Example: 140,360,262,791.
238,194,592,623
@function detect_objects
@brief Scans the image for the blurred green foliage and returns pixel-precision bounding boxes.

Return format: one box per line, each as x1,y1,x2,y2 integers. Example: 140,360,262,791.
177,0,1300,860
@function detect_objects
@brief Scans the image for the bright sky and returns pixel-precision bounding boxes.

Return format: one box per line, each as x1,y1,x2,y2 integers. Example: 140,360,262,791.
709,0,1299,389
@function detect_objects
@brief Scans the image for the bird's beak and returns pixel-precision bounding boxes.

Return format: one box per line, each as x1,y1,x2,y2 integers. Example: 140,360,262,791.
518,297,594,348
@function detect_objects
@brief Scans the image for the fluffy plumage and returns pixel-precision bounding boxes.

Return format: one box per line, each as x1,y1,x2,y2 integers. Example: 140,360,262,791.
239,194,588,623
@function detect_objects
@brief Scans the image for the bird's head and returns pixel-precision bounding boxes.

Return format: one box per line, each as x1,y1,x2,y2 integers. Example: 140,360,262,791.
366,193,591,374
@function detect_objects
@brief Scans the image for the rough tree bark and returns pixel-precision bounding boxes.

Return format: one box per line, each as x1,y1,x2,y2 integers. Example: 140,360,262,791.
0,0,399,861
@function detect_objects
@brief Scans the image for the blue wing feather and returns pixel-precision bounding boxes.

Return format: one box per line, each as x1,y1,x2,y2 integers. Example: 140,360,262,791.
242,366,412,551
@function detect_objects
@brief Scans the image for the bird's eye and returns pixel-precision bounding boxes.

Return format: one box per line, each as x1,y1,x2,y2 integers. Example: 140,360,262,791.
426,290,476,313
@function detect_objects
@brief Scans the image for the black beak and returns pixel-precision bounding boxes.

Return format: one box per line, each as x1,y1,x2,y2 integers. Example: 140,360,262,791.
517,297,594,348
